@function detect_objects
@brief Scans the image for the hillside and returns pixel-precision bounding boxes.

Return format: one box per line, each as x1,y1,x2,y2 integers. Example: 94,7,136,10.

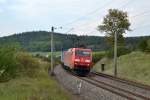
0,31,149,52
93,52,150,85
0,31,108,52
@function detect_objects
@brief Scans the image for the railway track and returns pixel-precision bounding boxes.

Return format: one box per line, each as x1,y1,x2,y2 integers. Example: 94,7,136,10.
91,72,150,91
80,77,136,100
73,74,150,99
86,72,150,100
62,65,150,100
82,77,150,100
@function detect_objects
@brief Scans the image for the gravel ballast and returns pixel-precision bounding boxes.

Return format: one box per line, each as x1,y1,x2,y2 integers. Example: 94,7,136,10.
92,73,150,98
54,65,128,100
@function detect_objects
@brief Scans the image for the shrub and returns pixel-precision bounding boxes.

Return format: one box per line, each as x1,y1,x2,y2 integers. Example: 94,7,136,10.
138,38,150,52
92,52,106,64
138,39,148,51
146,39,150,52
107,47,131,58
0,45,47,82
0,46,20,82
17,52,40,77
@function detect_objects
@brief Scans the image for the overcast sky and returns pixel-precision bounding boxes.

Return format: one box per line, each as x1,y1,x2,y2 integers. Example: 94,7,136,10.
0,0,150,37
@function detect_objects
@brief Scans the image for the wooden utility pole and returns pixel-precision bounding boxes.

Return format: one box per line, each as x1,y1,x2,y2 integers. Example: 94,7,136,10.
50,26,54,76
112,17,118,77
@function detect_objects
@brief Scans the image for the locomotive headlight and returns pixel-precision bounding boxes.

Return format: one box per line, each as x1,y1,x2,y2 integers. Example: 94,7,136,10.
85,60,91,63
75,59,80,62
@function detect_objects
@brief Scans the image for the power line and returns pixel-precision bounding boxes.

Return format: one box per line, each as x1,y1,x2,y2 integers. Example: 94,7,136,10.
132,24,150,31
129,10,150,31
131,10,150,18
68,0,134,34
61,0,114,27
70,1,150,37
127,24,150,36
119,0,133,9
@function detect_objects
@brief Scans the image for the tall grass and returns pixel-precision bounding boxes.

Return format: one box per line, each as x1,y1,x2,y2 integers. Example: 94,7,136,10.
93,51,150,85
0,59,70,100
0,47,70,100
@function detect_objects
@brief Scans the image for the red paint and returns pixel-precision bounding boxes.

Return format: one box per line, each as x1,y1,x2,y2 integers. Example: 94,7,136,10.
63,48,92,70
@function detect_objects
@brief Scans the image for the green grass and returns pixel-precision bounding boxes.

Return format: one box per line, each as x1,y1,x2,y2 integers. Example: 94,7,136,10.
31,52,61,57
0,59,70,100
93,51,150,85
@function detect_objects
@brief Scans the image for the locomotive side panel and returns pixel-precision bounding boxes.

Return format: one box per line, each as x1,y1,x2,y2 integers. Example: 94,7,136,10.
63,49,74,69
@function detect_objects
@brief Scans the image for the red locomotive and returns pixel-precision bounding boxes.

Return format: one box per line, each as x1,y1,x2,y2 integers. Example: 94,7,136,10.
61,48,93,75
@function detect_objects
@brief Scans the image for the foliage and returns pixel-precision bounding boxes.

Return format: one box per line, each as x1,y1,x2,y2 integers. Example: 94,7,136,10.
106,47,131,58
0,46,44,82
0,46,20,82
146,39,150,51
0,47,70,99
0,31,110,51
138,39,148,51
16,52,40,77
138,38,150,52
98,9,131,47
0,59,70,100
0,31,149,52
92,52,106,64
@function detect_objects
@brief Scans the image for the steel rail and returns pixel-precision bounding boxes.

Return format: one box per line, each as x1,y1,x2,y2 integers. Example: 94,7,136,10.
86,77,150,100
80,77,135,100
62,67,135,99
61,65,150,99
92,72,150,91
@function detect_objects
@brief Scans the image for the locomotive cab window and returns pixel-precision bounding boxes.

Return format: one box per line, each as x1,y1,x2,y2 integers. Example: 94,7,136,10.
75,50,91,56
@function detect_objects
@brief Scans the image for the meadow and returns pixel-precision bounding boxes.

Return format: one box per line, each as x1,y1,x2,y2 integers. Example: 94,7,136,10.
93,51,150,85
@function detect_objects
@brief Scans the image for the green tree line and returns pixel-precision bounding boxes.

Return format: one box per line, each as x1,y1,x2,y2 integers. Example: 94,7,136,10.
0,31,149,52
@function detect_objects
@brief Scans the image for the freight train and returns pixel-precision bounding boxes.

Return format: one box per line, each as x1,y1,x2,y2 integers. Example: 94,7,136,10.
61,48,93,76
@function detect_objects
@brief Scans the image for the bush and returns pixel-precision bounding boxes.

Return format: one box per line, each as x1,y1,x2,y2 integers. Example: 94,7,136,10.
0,46,20,82
146,39,150,52
107,47,131,58
0,46,42,82
138,39,148,51
17,52,40,77
138,38,150,52
92,52,106,64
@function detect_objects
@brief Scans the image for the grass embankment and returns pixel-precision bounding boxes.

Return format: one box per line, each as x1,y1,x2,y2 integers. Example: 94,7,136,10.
31,52,61,57
0,51,70,100
93,52,150,85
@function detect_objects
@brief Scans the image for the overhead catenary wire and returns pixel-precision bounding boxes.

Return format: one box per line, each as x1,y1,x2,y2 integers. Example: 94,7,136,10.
78,5,150,35
130,9,150,18
61,0,114,27
129,10,150,31
63,0,150,37
123,2,150,32
68,0,134,35
132,23,150,31
119,0,134,9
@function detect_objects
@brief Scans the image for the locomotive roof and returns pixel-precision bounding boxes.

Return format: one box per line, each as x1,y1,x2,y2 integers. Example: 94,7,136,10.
73,48,92,51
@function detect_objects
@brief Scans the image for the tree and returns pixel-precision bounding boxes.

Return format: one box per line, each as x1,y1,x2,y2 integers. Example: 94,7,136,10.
138,39,147,51
98,9,131,47
147,39,150,51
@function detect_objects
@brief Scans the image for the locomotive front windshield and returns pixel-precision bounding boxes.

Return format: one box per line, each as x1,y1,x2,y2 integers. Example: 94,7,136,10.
75,50,91,56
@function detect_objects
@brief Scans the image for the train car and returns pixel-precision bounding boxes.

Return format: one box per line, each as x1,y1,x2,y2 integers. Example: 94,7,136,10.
61,48,92,76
